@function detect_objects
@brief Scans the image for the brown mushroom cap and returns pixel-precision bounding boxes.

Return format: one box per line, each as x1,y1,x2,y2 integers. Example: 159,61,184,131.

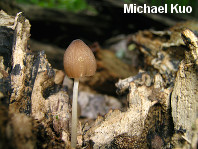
63,39,97,78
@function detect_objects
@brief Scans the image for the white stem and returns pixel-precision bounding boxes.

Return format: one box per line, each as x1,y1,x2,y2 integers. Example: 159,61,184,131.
71,78,79,148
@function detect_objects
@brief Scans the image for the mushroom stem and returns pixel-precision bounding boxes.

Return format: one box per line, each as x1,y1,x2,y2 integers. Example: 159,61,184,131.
71,78,79,148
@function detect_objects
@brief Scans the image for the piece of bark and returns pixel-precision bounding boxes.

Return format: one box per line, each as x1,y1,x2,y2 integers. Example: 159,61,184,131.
115,71,151,94
82,73,172,148
31,51,55,120
129,21,198,77
171,29,198,147
0,10,71,148
8,11,32,114
0,11,15,106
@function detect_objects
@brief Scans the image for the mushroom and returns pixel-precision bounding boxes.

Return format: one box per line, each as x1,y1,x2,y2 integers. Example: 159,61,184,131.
63,39,96,148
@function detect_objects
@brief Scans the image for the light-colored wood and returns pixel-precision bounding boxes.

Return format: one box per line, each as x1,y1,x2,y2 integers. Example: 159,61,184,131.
171,29,198,148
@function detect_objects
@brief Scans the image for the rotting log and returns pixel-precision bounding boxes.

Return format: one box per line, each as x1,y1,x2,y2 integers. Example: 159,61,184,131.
9,11,32,114
82,27,198,149
171,29,198,148
0,10,71,148
83,72,173,148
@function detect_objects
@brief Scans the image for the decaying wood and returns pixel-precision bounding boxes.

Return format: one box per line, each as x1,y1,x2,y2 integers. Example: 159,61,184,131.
82,26,198,148
82,72,172,148
9,11,32,114
129,21,198,76
0,10,71,148
171,29,198,148
115,71,151,94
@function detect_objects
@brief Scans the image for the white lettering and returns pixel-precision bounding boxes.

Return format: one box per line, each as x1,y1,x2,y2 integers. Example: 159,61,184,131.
124,4,133,13
158,6,164,13
137,6,143,13
178,6,185,13
165,4,167,13
151,6,157,13
171,4,178,13
144,4,150,13
186,6,192,13
134,4,137,13
123,3,192,14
